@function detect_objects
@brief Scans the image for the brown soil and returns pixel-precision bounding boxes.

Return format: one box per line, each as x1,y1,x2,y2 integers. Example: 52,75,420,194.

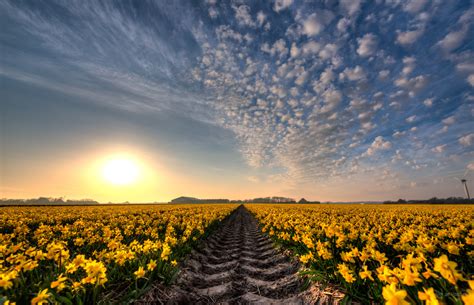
138,205,345,304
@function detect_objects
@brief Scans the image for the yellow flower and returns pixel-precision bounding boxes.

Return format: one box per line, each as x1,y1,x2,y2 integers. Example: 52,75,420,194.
82,260,107,285
134,266,146,279
462,280,474,305
72,281,82,292
147,259,157,271
171,260,178,266
51,273,68,292
433,255,463,285
422,269,439,280
161,243,171,261
359,265,374,281
299,252,314,264
401,267,422,286
337,263,356,283
418,287,440,305
382,283,409,305
31,288,51,305
0,272,14,289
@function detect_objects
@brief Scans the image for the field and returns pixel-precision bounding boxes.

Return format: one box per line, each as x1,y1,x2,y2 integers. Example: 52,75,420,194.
1,204,473,304
0,204,236,304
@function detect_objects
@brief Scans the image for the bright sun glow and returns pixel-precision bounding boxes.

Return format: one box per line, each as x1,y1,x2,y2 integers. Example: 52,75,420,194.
102,158,140,185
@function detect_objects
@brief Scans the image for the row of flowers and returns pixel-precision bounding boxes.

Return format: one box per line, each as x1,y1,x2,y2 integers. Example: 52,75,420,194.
246,204,473,304
0,204,237,304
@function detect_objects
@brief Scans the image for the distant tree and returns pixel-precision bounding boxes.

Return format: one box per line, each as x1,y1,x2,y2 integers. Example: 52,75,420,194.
298,198,308,203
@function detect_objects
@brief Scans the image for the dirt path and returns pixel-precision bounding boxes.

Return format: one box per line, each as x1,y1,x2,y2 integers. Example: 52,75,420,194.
140,205,306,304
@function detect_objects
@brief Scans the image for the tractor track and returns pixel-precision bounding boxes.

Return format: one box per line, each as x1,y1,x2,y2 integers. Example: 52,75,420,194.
138,205,344,304
172,205,304,304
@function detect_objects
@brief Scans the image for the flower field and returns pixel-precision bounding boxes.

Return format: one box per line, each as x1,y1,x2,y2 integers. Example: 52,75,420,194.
2,203,473,304
0,204,237,304
246,204,474,304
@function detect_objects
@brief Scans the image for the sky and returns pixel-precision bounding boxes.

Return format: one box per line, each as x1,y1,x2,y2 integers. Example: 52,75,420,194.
1,0,473,203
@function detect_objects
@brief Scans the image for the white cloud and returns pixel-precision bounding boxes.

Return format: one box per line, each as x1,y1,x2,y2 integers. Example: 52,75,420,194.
379,70,390,80
290,42,299,57
301,41,321,55
273,0,293,12
208,7,218,19
357,33,377,57
432,144,447,153
270,39,288,58
423,98,433,107
459,133,474,146
366,136,392,156
319,43,338,60
340,65,366,81
403,0,428,13
437,27,468,53
394,75,428,92
233,5,255,27
302,10,335,36
442,116,455,125
247,176,260,183
393,131,406,138
337,18,350,32
319,88,343,113
406,115,417,123
340,0,363,16
257,11,266,27
397,28,424,45
468,74,474,87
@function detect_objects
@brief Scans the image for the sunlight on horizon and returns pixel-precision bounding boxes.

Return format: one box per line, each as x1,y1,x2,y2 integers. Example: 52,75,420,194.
102,157,140,186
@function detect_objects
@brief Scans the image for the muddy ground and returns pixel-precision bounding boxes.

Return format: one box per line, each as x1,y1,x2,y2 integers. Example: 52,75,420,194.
138,205,344,304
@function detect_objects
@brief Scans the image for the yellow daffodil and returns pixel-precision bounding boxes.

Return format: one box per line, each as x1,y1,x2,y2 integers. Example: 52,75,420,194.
382,283,409,305
134,266,146,279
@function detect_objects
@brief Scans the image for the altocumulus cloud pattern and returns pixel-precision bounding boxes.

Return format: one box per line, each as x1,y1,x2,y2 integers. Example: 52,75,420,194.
1,0,473,195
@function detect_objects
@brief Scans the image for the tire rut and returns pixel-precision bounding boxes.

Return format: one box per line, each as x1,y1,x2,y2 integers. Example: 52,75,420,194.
172,205,305,304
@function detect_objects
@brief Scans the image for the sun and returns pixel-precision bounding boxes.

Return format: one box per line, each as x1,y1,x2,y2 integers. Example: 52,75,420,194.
102,157,140,185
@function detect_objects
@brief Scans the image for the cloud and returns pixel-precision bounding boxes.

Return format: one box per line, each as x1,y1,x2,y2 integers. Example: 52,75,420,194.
432,144,447,153
397,28,424,45
366,136,392,156
437,27,468,53
357,33,377,57
301,10,334,36
403,0,428,13
468,74,474,87
3,0,473,199
340,65,366,81
459,133,474,146
406,115,417,123
468,162,474,171
339,0,363,17
233,5,256,27
273,0,293,12
208,7,218,19
423,98,433,107
442,116,455,125
256,11,266,27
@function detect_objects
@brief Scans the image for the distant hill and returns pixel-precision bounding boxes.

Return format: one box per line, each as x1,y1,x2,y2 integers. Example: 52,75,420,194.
170,196,230,203
169,196,317,204
383,197,474,204
0,197,99,206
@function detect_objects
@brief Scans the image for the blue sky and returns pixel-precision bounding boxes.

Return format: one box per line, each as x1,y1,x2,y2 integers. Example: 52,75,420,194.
1,0,473,202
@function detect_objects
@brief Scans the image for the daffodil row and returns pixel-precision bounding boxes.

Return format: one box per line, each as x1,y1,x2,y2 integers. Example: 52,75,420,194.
0,204,237,304
246,203,474,304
